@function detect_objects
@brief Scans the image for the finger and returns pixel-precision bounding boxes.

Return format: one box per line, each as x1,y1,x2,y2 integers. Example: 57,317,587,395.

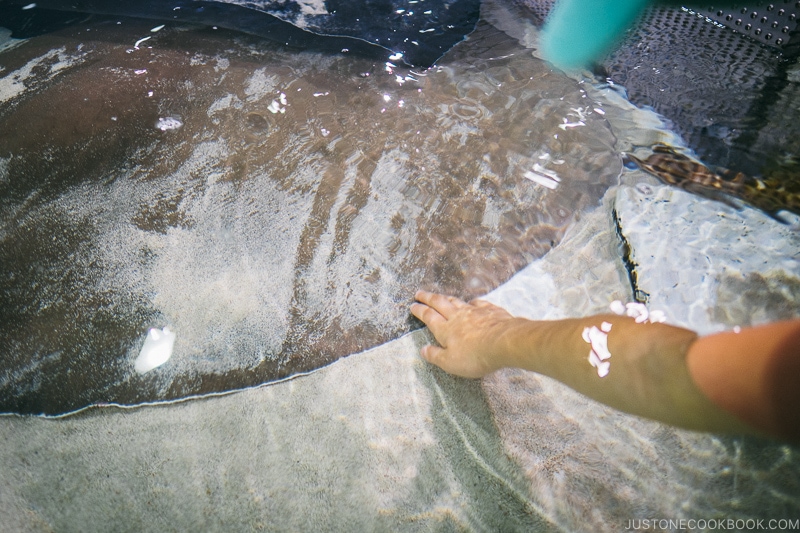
470,298,496,308
420,344,446,366
415,290,464,318
410,302,447,331
447,295,468,308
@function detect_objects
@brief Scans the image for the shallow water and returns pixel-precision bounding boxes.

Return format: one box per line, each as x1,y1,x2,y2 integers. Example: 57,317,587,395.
0,14,624,415
2,6,799,532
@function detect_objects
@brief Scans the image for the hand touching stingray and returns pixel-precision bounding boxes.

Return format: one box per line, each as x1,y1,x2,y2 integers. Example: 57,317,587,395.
411,290,800,443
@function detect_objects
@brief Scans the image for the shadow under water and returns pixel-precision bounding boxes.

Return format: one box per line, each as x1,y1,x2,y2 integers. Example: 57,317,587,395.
0,15,622,415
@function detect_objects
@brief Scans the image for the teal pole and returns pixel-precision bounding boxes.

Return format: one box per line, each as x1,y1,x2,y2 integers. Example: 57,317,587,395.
539,1,744,70
540,0,651,69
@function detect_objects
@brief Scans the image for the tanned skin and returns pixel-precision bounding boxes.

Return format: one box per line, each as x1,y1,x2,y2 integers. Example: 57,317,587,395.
410,290,800,442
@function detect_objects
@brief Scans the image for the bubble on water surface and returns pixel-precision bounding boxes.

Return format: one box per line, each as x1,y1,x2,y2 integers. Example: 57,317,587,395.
156,116,183,131
134,327,176,374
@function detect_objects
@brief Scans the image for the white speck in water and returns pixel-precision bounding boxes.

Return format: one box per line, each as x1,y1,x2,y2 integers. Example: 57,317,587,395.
583,324,612,377
321,128,330,137
156,116,183,131
626,302,650,323
267,100,282,114
612,301,667,324
150,25,165,33
134,69,147,75
22,3,36,9
279,92,287,105
133,36,151,49
609,300,626,315
733,325,742,333
524,172,559,190
134,327,176,374
313,92,329,97
383,94,391,103
588,351,610,377
111,116,117,121
583,326,611,360
147,90,154,97
523,163,561,190
593,107,605,115
559,119,585,130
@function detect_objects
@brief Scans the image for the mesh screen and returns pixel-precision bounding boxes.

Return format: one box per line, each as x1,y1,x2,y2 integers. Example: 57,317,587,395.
517,1,799,181
701,2,800,52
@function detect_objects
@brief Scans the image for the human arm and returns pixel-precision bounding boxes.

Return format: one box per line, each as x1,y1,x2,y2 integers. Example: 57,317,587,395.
410,290,800,441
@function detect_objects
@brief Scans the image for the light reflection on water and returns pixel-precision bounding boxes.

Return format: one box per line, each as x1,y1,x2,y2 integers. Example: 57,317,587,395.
0,16,622,415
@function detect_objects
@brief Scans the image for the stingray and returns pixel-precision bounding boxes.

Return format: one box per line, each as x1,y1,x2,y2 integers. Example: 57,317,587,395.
0,0,481,67
0,10,625,415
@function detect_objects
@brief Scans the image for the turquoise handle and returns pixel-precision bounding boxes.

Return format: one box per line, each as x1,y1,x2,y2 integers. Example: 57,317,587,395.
540,0,650,69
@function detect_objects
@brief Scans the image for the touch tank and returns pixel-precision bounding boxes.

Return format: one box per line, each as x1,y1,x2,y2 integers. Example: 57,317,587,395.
0,0,798,530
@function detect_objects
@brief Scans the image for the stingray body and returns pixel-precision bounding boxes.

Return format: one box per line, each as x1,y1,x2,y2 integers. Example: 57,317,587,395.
626,144,800,223
0,0,481,67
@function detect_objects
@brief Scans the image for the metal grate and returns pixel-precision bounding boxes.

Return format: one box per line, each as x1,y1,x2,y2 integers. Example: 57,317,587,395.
701,2,800,52
513,0,799,177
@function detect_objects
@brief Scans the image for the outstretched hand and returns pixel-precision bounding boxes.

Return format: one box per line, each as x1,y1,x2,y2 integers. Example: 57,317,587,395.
409,290,521,378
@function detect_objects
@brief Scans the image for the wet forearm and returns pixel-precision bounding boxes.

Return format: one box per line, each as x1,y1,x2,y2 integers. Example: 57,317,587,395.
495,315,758,435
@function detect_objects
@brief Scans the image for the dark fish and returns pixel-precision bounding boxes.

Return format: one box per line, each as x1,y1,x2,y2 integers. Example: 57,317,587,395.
625,144,800,223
